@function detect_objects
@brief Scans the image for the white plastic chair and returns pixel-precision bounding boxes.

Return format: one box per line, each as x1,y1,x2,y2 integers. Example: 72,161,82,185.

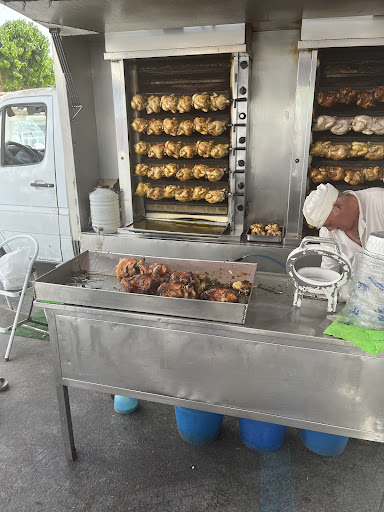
0,235,39,361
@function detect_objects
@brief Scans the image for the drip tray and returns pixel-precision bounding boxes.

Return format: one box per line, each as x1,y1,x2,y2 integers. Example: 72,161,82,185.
129,219,228,238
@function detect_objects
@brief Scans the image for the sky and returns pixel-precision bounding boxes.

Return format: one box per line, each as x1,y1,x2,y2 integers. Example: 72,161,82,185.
0,4,50,38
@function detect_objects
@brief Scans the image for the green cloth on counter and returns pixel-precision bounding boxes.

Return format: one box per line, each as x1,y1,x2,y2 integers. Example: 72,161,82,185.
324,321,384,355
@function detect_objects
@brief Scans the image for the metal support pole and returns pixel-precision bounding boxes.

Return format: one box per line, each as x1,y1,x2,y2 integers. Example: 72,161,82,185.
56,384,77,461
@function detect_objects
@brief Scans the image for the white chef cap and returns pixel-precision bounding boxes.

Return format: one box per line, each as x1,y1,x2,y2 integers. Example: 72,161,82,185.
303,183,339,228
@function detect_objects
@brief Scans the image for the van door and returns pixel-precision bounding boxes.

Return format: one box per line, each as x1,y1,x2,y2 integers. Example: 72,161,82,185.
0,95,63,262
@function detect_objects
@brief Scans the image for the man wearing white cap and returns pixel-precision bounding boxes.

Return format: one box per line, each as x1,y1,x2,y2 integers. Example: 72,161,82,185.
303,183,384,270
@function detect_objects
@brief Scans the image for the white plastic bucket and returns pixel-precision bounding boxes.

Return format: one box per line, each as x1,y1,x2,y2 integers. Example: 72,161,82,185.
89,186,120,234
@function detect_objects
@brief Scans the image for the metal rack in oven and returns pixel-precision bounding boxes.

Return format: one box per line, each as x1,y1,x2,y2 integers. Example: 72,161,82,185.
123,52,251,238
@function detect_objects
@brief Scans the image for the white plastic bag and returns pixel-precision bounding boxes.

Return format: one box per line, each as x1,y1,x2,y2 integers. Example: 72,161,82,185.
0,246,31,290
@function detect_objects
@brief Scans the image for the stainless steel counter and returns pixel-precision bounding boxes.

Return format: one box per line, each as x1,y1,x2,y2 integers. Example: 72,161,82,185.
42,272,384,462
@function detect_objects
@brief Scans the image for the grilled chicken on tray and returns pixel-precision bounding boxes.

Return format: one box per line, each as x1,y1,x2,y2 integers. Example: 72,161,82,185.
200,288,239,303
131,118,148,133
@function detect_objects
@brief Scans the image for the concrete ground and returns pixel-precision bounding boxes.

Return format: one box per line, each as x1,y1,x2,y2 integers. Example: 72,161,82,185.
1,326,384,512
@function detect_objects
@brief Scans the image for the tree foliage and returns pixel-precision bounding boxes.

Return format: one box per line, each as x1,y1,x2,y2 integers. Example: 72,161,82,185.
0,19,55,91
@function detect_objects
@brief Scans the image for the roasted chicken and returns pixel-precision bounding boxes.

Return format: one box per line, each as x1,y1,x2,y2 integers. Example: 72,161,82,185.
211,144,229,159
157,282,195,299
161,94,178,113
121,274,160,295
165,140,183,159
366,144,384,160
146,186,165,200
164,185,181,198
134,141,150,155
363,166,383,181
192,186,209,201
192,92,211,112
163,118,180,136
371,118,384,135
352,115,374,134
176,167,193,181
208,120,227,136
191,164,206,179
116,258,139,279
148,143,165,159
147,118,163,136
356,91,375,109
179,144,197,159
210,93,230,111
310,168,328,183
200,288,239,303
146,95,161,114
131,94,148,111
205,189,226,203
313,116,336,131
317,91,337,108
329,144,350,161
135,164,150,176
265,223,282,236
135,182,151,197
177,120,195,136
177,95,193,113
336,87,357,104
163,163,179,178
205,167,225,182
131,118,148,133
194,117,211,135
168,271,195,286
175,188,194,202
196,140,215,158
250,223,265,235
373,86,384,102
330,118,351,135
147,166,164,180
310,141,331,158
344,170,364,185
232,280,252,295
327,167,345,181
349,141,369,158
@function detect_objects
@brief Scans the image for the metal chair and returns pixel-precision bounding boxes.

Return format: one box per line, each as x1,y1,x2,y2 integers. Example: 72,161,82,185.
0,235,40,361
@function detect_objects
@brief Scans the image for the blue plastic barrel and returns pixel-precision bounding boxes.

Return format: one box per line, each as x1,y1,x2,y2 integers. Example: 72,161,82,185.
114,395,139,415
174,406,223,446
301,429,348,456
239,418,286,452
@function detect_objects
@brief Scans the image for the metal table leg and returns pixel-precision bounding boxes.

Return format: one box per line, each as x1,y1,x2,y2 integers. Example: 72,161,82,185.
379,490,384,512
55,383,77,461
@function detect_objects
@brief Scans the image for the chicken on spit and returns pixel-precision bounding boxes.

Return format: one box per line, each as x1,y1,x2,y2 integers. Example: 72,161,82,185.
200,288,239,303
336,87,357,104
147,118,163,136
135,164,150,176
165,140,183,159
371,118,384,135
179,144,197,159
148,143,165,159
131,118,148,133
192,92,211,112
147,186,165,200
164,185,181,198
205,167,225,182
365,144,384,160
147,166,165,180
146,95,161,114
310,168,328,183
192,186,209,201
312,116,336,131
327,167,345,181
175,188,194,202
163,163,179,178
373,86,384,102
177,120,195,136
363,166,383,181
310,141,331,158
176,168,193,181
135,182,151,197
210,93,230,111
208,120,228,136
134,141,150,155
211,144,229,159
161,94,178,113
194,117,211,135
131,94,148,111
328,144,351,161
344,170,364,185
196,140,215,158
349,141,369,158
177,95,193,113
163,118,180,136
205,189,226,203
330,118,351,135
356,91,376,109
193,164,208,179
317,91,337,107
352,115,374,134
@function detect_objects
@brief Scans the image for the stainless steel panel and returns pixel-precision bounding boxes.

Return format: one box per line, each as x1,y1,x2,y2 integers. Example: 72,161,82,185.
299,37,384,50
285,49,317,243
35,251,257,324
301,16,384,42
